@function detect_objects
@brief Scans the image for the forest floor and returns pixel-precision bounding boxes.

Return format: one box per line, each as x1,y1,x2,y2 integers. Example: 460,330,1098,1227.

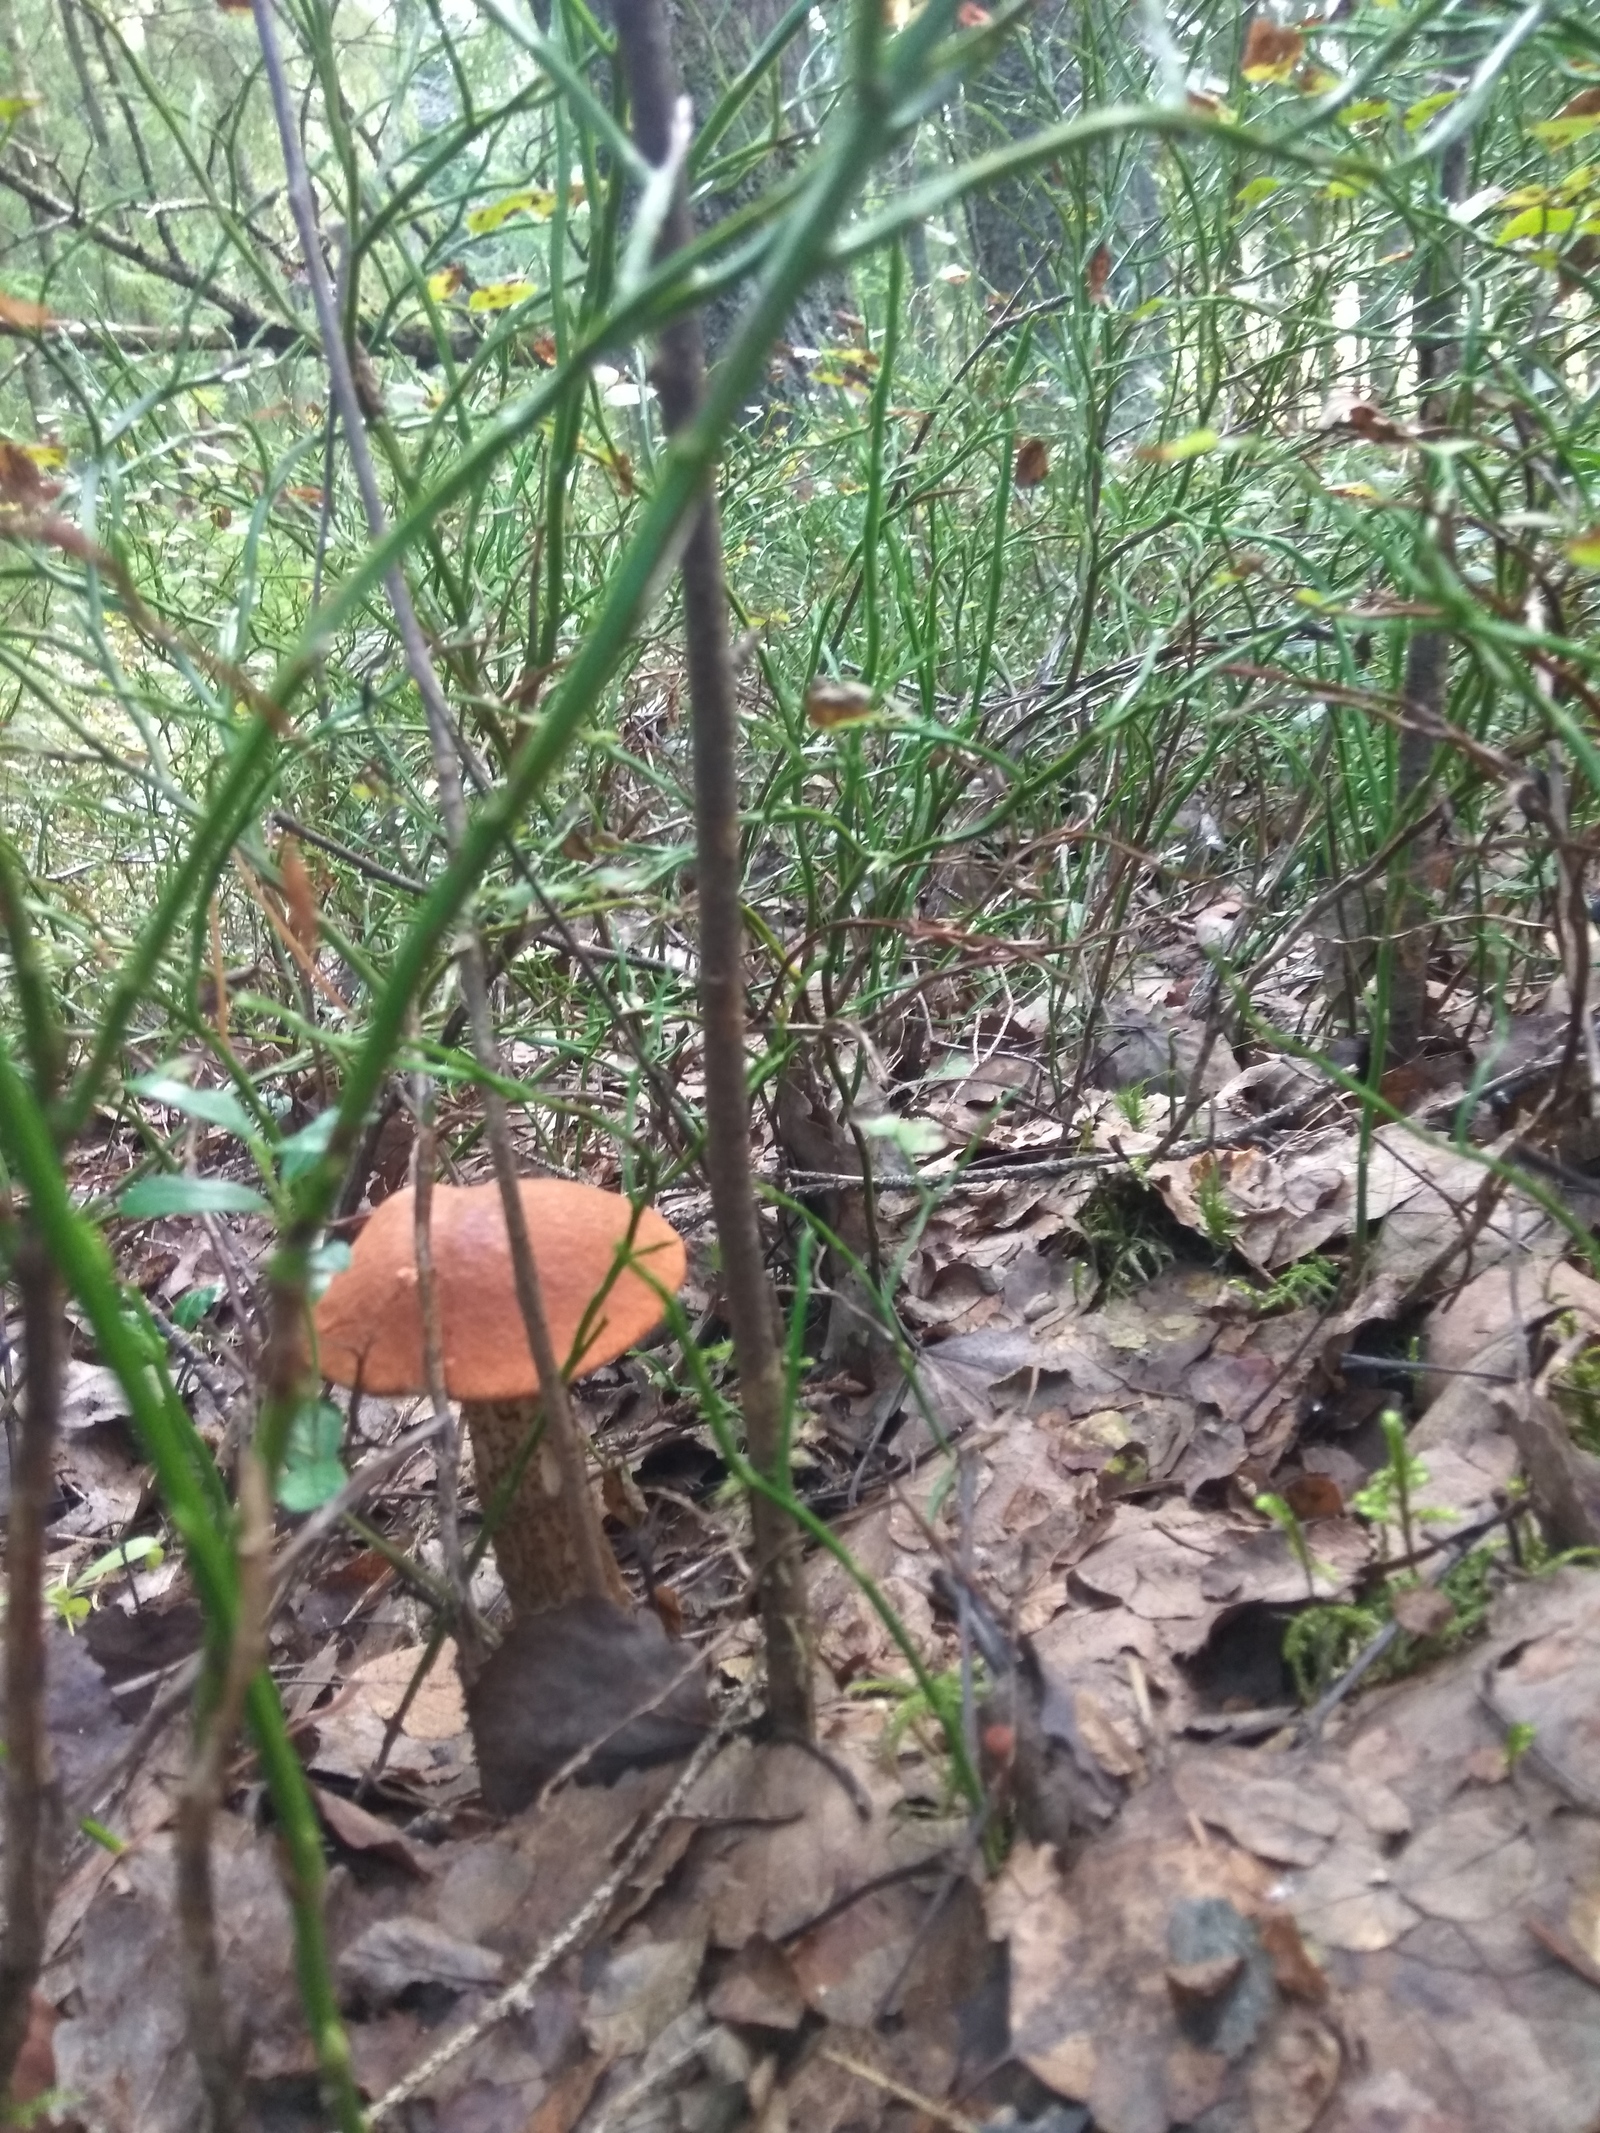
14,884,1600,2133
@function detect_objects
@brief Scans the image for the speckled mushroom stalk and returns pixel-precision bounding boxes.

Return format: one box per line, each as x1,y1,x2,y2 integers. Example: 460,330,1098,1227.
313,1178,687,1623
460,1393,628,1614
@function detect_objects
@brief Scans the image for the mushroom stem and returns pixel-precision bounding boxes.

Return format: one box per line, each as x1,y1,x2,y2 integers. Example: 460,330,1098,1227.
463,1396,628,1618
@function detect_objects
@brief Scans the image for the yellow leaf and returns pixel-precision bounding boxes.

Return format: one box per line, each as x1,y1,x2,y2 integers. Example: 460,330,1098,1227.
1242,19,1304,84
1338,98,1391,124
1499,204,1577,243
1530,89,1600,148
1134,426,1220,464
1531,116,1600,148
467,188,557,236
468,279,537,312
1567,530,1600,569
0,95,40,122
1235,176,1281,210
426,266,465,301
1403,90,1457,131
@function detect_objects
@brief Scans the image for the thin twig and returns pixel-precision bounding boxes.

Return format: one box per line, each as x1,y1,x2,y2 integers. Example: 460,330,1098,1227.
580,2020,716,2133
0,1229,64,2101
368,1689,753,2121
269,811,425,896
817,2047,982,2133
409,1052,473,1629
613,0,814,1736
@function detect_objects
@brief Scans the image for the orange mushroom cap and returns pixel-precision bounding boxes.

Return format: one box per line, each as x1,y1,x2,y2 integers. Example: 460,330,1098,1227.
313,1178,686,1401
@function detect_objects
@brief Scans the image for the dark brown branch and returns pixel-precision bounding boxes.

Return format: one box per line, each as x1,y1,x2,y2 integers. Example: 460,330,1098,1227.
0,160,473,369
0,1228,64,2102
612,0,814,1735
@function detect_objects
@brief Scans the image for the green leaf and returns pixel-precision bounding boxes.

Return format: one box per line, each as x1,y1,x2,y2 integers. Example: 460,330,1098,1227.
1403,89,1457,131
1568,531,1600,569
1136,426,1221,464
129,1073,258,1142
1338,98,1391,124
308,1238,352,1299
172,1283,221,1329
857,1113,946,1158
69,1535,164,1591
1234,176,1281,211
279,1110,338,1182
119,1175,270,1219
278,1400,347,1513
1499,204,1577,243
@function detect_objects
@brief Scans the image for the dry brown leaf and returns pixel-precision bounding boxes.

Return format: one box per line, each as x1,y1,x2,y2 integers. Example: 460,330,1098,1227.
708,1936,807,2030
583,1930,706,2059
1389,1586,1456,1640
1013,436,1050,488
346,1640,467,1740
0,289,50,330
805,676,876,728
277,834,319,953
1242,17,1306,79
1420,1260,1600,1409
1257,1908,1328,2002
0,437,60,504
311,1783,431,1876
528,2056,609,2133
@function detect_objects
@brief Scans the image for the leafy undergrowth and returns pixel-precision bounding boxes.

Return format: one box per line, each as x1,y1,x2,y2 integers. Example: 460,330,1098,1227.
7,0,1600,2124
24,965,1600,2130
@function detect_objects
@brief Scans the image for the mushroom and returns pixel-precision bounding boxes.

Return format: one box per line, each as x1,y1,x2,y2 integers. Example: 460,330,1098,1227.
313,1177,686,1621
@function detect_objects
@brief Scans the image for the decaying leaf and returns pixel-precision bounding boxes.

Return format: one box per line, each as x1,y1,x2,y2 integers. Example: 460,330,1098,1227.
0,288,50,330
1242,18,1306,82
806,676,877,727
1014,436,1051,488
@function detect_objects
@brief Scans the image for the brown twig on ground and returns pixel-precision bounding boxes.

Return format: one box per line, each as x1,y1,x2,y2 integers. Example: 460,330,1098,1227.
366,1685,755,2121
817,2047,983,2133
612,0,814,1738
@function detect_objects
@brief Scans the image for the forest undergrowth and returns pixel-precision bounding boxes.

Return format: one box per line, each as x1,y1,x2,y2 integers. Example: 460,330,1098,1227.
5,0,1600,2126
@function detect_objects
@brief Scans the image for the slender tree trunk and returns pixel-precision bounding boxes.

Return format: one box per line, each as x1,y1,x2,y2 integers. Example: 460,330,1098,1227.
613,0,814,1736
1381,117,1469,1070
960,0,1076,297
669,0,848,365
